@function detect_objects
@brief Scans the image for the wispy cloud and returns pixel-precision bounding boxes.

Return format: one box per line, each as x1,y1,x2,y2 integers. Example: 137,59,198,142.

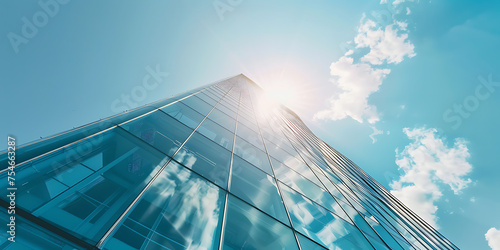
486,228,500,250
390,127,473,228
369,126,384,143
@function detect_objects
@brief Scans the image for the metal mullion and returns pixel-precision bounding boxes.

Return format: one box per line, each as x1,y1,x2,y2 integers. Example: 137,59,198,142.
285,121,425,249
217,88,241,250
97,84,234,248
273,112,387,250
245,86,303,250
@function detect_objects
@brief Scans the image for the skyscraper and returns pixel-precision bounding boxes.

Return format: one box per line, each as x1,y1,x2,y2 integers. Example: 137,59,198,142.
0,74,457,249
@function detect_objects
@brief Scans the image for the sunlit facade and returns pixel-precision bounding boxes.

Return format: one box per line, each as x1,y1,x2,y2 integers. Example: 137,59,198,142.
0,74,457,249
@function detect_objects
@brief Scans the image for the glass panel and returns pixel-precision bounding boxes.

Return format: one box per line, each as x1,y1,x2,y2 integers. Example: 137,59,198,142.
236,121,264,150
195,92,218,106
230,155,289,225
174,132,231,188
236,111,258,129
222,195,299,250
180,95,214,116
219,98,239,114
104,161,225,250
279,183,374,250
120,110,192,156
206,108,236,132
196,118,234,151
214,103,237,119
339,200,388,246
309,167,348,203
369,221,404,249
234,136,273,175
0,209,83,249
273,160,350,222
0,119,117,169
0,128,170,243
296,233,328,250
160,102,205,129
270,154,323,187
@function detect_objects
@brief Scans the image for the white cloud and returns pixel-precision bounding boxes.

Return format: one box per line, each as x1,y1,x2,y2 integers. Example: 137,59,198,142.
390,127,473,228
316,3,417,125
470,197,476,203
314,56,390,123
406,7,411,15
369,126,384,143
393,0,415,5
355,20,416,65
486,228,500,250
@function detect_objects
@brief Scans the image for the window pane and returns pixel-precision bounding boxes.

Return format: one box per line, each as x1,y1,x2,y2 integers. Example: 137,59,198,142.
161,102,205,129
0,128,170,243
104,161,225,250
195,92,218,106
207,108,236,132
181,95,214,116
214,103,237,119
279,183,373,250
236,122,264,151
120,110,192,156
274,160,349,222
270,155,323,187
296,233,328,250
0,209,83,249
234,136,272,175
222,195,299,250
230,155,289,225
196,118,234,151
174,132,231,188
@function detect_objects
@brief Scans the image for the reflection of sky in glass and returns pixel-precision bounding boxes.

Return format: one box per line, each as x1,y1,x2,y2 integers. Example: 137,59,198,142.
279,183,373,249
107,161,224,249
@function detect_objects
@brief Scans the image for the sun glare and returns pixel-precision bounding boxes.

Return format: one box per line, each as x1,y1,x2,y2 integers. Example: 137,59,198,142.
264,85,298,108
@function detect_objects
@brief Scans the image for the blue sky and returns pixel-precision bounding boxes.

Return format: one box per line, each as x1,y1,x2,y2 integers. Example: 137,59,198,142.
1,0,499,249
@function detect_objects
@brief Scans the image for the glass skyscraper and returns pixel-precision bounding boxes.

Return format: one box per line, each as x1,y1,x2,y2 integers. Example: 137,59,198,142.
0,75,457,249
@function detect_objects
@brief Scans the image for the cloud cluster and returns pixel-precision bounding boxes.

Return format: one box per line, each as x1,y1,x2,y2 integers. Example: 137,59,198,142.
314,56,390,123
486,228,500,250
390,127,473,228
356,20,416,65
315,13,415,124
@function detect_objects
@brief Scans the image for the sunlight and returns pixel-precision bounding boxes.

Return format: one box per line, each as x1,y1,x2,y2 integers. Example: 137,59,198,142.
263,83,298,108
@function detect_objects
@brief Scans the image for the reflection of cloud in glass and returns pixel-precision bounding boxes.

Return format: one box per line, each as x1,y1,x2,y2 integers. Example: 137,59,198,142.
173,149,197,168
150,162,221,249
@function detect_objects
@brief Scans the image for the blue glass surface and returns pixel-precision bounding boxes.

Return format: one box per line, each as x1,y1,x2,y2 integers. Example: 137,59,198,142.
234,136,273,175
222,195,299,250
174,132,231,188
160,102,205,129
0,127,170,243
279,183,374,250
230,155,289,225
120,110,193,157
236,121,264,150
196,118,234,151
180,95,214,116
104,161,225,250
296,233,328,250
0,209,83,249
273,162,350,222
206,108,236,132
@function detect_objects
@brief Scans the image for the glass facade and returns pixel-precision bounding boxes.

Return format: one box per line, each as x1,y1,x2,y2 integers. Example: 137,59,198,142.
0,74,457,249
